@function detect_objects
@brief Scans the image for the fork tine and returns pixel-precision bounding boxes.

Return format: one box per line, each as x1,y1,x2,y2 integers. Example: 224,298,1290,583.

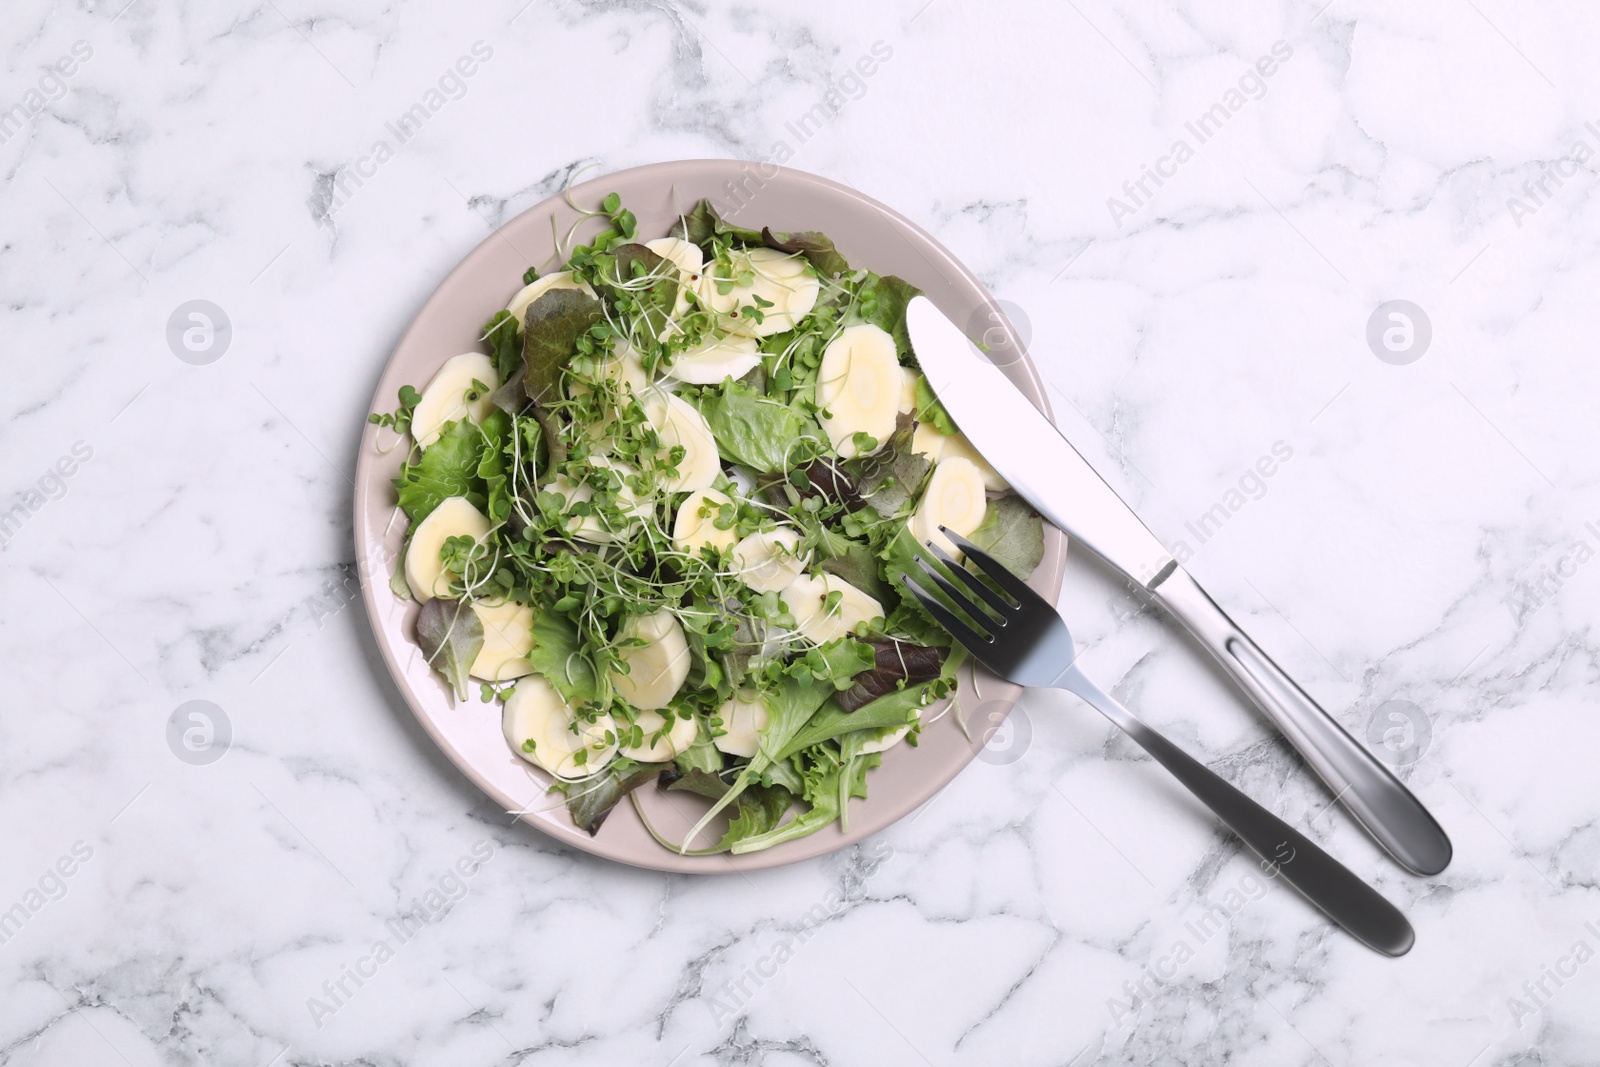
900,572,996,650
922,539,1016,614
941,527,1034,601
912,556,1004,630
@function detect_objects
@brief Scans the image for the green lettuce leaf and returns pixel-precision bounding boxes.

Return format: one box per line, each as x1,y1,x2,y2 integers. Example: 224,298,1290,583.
676,674,835,851
819,540,893,608
750,675,836,766
883,599,953,647
761,227,850,279
695,380,821,474
394,419,484,523
527,611,605,706
490,373,528,415
968,495,1045,578
729,755,876,855
666,199,851,278
844,413,931,519
484,310,521,383
715,784,792,850
682,623,726,696
669,197,764,249
640,780,791,856
851,273,921,359
664,767,730,802
475,409,512,524
522,289,604,405
415,598,484,702
758,755,806,795
593,242,678,342
804,637,876,691
775,685,926,762
568,761,669,835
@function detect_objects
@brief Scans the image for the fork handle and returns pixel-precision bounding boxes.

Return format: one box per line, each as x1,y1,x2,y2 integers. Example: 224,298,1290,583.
1059,665,1415,957
1151,566,1452,876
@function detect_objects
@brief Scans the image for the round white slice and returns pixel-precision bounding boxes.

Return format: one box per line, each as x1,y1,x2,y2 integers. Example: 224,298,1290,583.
644,237,705,321
714,690,771,757
731,527,806,593
579,342,651,397
666,333,761,385
540,456,651,545
611,609,691,711
506,270,594,325
911,456,988,556
816,323,901,459
503,675,616,781
911,421,949,463
404,496,491,603
617,709,699,762
411,352,498,449
645,237,705,279
469,600,535,682
898,367,919,415
673,488,738,558
784,572,884,645
859,723,911,754
642,388,720,492
571,343,652,450
700,248,819,337
939,431,1008,492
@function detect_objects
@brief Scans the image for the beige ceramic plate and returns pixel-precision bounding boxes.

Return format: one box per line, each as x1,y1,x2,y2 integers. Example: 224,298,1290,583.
354,160,1066,872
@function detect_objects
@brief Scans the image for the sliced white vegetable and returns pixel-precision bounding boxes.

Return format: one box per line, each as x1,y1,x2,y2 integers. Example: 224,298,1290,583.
617,709,699,762
503,675,616,781
673,487,738,558
910,421,949,463
540,456,650,545
596,342,651,396
644,237,704,321
404,496,491,603
910,456,988,556
411,352,498,449
505,270,593,325
642,388,720,492
816,324,901,459
666,333,761,385
784,572,884,645
859,723,911,754
713,691,771,757
700,248,819,337
470,600,536,682
731,527,806,593
611,609,691,711
645,237,704,277
898,367,919,415
572,343,651,451
939,431,1009,492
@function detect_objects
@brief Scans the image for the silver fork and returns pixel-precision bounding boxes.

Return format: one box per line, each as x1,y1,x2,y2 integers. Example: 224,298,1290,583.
904,529,1415,957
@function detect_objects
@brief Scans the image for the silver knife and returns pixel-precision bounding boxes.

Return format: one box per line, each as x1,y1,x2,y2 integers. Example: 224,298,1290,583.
907,296,1452,876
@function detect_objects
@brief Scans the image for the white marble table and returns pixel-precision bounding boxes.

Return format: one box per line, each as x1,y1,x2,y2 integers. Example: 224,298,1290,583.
3,1,1596,1064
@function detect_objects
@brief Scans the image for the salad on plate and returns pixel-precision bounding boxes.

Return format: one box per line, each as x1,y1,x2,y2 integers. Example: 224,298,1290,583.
370,193,1046,856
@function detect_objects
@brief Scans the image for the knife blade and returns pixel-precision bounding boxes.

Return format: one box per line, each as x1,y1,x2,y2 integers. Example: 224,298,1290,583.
905,297,1175,586
905,295,1453,876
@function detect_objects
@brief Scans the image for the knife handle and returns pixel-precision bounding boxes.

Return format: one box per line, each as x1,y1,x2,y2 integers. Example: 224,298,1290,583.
1150,566,1452,876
